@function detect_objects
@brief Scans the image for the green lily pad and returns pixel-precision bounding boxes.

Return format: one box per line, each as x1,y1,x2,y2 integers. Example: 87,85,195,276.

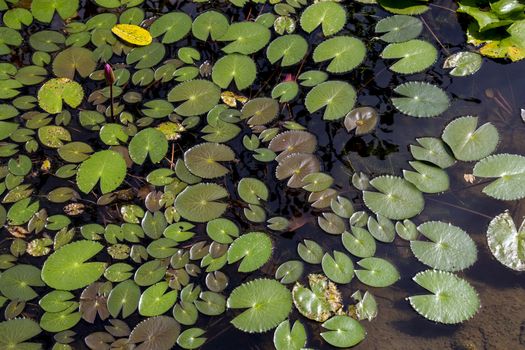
408,270,480,324
313,36,366,73
300,1,346,36
174,183,228,223
321,251,354,284
41,240,106,290
227,279,292,333
0,318,41,349
381,39,437,74
76,150,127,194
266,34,308,67
227,232,272,272
138,282,178,317
273,320,307,350
411,221,478,271
0,264,45,301
184,142,235,179
128,128,168,165
442,116,499,162
355,257,400,287
321,315,365,348
443,51,483,76
218,21,271,55
212,54,256,90
403,161,450,193
375,15,423,42
168,79,221,116
37,78,84,114
392,82,450,118
363,175,424,220
305,81,356,120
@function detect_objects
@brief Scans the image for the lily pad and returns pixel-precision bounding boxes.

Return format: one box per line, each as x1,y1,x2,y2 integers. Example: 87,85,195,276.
313,36,366,73
392,82,450,118
41,240,106,290
168,80,221,116
38,78,84,114
321,315,365,348
411,221,478,271
442,116,499,162
305,81,356,120
184,142,235,179
363,175,424,220
227,232,272,272
300,2,346,36
76,150,127,194
227,279,292,333
486,211,525,270
408,270,480,324
174,183,228,223
375,15,423,42
381,39,437,74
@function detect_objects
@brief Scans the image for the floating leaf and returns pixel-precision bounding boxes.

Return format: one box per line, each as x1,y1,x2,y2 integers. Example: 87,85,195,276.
473,153,525,200
177,328,206,350
168,80,221,116
218,22,271,55
486,211,525,270
378,0,429,15
273,320,307,350
174,183,228,223
363,175,424,220
76,150,127,194
227,279,292,333
150,12,192,43
313,36,366,73
442,116,499,162
403,161,450,193
411,221,478,271
342,227,376,258
192,11,229,41
238,178,268,204
241,97,279,125
266,35,308,66
300,2,346,36
344,107,379,135
321,315,365,348
408,270,480,324
227,232,272,272
305,81,356,120
129,316,180,350
392,82,450,118
128,128,168,165
275,260,304,284
111,24,152,45
52,47,96,80
0,318,41,349
276,153,320,188
138,282,178,316
184,142,235,179
38,78,84,114
375,15,423,43
0,264,45,301
322,251,354,284
381,39,437,74
297,239,324,264
212,54,256,90
292,274,342,322
41,240,106,290
355,257,400,287
410,137,456,169
31,0,78,23
443,51,483,76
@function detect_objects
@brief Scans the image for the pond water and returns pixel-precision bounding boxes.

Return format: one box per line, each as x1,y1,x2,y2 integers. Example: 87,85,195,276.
2,0,525,349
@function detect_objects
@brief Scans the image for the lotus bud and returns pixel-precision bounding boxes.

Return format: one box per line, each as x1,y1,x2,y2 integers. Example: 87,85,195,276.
104,63,115,85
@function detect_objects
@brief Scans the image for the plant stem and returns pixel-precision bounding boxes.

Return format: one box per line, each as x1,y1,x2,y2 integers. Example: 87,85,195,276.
110,84,114,118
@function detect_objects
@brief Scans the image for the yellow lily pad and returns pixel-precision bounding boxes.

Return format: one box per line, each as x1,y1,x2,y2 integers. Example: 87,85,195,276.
111,24,152,46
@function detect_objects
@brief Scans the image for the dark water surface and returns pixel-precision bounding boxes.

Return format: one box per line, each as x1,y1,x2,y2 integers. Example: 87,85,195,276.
4,0,525,349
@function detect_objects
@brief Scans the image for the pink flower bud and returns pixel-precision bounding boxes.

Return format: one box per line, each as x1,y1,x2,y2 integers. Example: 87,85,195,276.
104,63,115,85
283,73,295,82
